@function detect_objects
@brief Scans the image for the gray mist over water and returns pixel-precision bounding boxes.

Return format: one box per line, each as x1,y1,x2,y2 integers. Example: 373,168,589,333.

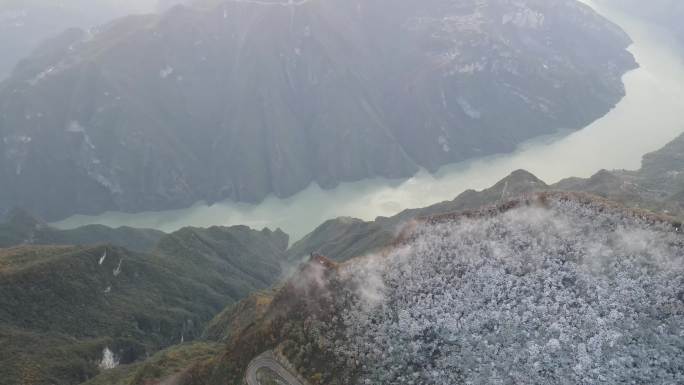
54,0,684,242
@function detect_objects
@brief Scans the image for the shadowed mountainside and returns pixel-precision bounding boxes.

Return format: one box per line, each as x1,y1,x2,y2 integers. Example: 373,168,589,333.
0,0,636,221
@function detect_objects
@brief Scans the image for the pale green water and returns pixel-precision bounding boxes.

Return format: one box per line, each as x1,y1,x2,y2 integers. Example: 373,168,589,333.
54,1,684,241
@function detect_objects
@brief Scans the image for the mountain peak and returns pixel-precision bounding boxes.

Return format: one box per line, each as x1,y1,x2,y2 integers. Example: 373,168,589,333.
496,169,548,188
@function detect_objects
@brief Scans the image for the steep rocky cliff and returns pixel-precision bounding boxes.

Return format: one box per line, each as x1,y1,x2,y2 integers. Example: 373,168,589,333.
0,0,636,221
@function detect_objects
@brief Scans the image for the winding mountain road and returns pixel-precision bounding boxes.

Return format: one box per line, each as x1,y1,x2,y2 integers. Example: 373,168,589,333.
245,351,307,385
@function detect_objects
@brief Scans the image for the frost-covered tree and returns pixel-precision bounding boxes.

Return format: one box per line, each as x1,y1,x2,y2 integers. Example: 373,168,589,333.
320,197,684,384
98,347,119,370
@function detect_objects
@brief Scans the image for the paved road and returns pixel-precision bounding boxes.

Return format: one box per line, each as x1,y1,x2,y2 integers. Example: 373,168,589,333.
245,351,307,385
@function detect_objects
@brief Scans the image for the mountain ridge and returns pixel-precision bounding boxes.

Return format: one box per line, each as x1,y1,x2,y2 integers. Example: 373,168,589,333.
287,132,684,262
178,192,684,385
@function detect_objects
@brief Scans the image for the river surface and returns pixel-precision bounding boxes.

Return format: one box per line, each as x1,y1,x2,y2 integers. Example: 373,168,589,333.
54,0,684,241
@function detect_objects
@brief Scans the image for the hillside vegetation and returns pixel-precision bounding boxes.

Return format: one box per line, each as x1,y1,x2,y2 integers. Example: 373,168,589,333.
181,193,684,385
0,224,287,385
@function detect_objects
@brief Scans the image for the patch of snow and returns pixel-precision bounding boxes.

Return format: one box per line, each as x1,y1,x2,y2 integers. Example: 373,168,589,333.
99,250,107,265
28,66,55,86
502,8,545,29
67,121,96,149
66,121,85,133
437,135,450,153
457,97,481,119
447,61,486,76
159,66,174,79
113,259,122,277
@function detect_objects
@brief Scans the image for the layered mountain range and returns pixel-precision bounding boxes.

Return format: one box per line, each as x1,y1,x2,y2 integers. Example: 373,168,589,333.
0,219,287,385
2,130,681,385
0,0,636,221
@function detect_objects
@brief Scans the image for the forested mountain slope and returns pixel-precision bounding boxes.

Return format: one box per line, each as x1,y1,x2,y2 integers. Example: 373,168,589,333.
0,225,287,385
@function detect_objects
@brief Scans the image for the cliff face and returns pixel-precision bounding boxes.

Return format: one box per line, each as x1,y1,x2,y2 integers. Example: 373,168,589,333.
0,0,636,221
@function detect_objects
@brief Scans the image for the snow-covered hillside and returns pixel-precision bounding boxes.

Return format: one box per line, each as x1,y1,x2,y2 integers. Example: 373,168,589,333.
328,195,684,384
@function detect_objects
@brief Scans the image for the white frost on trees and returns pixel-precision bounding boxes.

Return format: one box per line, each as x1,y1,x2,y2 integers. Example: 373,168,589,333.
113,259,122,277
98,347,119,370
325,198,684,385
